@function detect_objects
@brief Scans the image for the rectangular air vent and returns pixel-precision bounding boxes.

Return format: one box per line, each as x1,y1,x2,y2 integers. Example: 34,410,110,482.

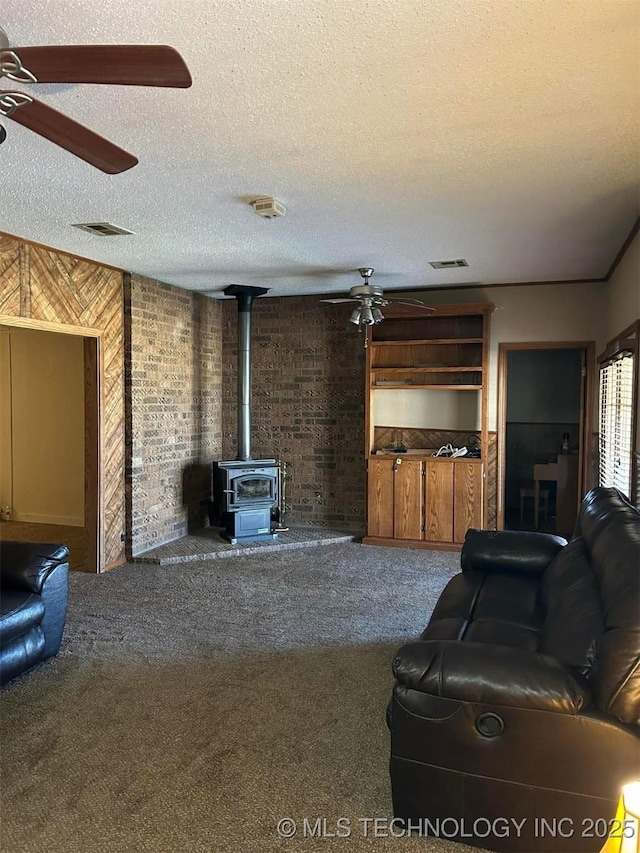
429,258,469,269
251,197,286,218
72,222,135,236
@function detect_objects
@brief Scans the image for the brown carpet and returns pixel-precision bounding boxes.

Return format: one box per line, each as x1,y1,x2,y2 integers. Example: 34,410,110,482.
1,543,488,853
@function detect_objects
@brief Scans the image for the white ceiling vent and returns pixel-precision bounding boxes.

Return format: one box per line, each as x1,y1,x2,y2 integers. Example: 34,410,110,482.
429,258,469,269
251,197,286,218
72,222,135,236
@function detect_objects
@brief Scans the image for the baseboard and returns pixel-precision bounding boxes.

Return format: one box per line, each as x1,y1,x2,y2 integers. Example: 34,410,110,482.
102,555,126,573
11,512,84,527
362,536,462,551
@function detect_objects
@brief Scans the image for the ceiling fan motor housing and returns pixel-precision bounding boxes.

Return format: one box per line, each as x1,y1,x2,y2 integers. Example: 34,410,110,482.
350,284,385,300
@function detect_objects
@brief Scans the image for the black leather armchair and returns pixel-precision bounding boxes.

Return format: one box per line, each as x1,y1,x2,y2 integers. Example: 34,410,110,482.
1,541,69,685
389,488,640,853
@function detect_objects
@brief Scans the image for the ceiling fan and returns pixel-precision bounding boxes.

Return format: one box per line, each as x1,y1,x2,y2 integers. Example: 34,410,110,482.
0,27,192,173
320,268,435,328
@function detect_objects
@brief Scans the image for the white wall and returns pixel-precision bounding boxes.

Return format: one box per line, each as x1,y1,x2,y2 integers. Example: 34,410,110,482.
607,230,640,340
0,325,85,525
373,388,481,430
605,229,640,453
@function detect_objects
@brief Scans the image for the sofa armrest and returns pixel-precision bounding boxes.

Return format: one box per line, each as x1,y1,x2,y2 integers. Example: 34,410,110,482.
0,541,70,594
393,640,590,714
461,528,567,577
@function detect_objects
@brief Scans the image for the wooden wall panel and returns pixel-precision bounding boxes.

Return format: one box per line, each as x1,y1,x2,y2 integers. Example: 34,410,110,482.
0,240,22,315
373,426,480,452
0,235,125,570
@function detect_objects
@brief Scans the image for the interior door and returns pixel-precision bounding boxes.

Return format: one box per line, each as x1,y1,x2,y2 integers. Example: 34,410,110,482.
497,343,593,533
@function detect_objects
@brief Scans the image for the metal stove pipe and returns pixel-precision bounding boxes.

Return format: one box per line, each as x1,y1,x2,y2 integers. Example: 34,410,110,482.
223,284,269,461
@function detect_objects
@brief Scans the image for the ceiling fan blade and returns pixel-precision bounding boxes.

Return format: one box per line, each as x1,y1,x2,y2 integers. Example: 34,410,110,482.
389,300,436,311
319,298,357,304
11,45,192,87
2,91,138,173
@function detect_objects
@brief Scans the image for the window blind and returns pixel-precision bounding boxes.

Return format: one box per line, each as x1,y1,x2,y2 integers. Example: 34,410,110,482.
599,352,634,496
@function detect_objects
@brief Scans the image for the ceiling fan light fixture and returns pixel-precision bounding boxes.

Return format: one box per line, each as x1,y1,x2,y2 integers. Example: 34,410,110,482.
371,307,385,324
359,305,375,326
349,306,362,325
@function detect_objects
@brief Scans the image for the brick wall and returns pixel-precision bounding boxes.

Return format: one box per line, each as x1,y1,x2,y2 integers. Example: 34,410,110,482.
124,274,223,555
221,296,366,528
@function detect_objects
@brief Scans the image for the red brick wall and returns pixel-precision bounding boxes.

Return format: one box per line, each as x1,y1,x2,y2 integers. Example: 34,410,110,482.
221,296,366,527
124,274,223,555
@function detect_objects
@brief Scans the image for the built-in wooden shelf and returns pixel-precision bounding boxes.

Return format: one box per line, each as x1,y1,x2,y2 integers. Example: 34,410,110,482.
364,302,494,550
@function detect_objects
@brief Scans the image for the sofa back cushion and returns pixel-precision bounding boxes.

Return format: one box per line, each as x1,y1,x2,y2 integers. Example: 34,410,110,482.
540,536,604,674
577,488,640,725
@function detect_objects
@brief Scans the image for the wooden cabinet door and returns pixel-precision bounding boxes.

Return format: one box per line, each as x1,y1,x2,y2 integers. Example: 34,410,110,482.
367,458,394,538
394,458,423,540
425,460,454,543
454,462,483,543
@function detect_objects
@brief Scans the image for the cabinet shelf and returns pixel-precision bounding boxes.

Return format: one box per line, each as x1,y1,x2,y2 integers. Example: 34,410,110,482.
372,384,482,390
371,366,482,373
371,337,483,347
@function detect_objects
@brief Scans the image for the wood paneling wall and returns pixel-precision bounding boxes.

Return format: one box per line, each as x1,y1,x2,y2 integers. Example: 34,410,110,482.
0,235,125,570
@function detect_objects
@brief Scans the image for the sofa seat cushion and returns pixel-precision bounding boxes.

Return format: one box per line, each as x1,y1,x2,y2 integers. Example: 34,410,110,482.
422,569,543,650
0,589,45,647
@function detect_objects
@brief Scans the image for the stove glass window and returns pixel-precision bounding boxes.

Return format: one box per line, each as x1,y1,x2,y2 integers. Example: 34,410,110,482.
235,477,273,501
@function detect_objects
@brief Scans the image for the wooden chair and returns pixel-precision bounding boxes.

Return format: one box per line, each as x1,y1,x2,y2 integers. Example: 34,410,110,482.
519,485,549,529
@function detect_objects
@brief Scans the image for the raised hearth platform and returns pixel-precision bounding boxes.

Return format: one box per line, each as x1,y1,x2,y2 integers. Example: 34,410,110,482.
132,525,360,565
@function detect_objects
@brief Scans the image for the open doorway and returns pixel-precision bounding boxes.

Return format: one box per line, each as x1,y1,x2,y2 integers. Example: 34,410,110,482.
497,342,594,538
0,323,100,572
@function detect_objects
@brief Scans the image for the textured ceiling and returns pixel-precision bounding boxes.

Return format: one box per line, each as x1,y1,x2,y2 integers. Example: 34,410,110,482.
1,0,638,298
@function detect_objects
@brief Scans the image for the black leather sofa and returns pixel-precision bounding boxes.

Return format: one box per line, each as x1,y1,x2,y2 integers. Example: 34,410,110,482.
389,487,640,853
0,541,69,685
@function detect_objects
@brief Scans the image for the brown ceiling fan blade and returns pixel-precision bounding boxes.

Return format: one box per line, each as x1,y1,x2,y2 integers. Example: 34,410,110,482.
13,45,192,87
390,299,435,311
2,92,137,173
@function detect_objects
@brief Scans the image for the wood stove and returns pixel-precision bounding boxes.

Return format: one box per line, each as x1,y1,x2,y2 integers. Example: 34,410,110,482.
212,459,279,544
212,285,280,544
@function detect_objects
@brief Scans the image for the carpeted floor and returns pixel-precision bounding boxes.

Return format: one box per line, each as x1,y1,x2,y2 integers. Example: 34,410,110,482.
1,543,488,853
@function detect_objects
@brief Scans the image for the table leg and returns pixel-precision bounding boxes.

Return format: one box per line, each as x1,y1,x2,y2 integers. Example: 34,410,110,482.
534,479,540,529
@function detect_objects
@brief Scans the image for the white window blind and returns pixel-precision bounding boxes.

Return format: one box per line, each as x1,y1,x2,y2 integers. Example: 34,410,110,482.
599,352,634,496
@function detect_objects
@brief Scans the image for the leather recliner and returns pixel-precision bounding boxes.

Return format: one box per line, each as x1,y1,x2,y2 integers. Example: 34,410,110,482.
0,541,69,685
389,487,640,853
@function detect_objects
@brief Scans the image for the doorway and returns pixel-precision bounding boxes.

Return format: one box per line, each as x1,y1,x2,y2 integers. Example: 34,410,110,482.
0,322,101,572
497,342,594,538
